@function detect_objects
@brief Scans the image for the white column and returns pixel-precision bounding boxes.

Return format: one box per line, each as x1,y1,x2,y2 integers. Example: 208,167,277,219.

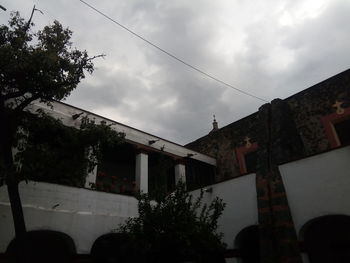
85,165,97,189
136,152,148,193
175,163,186,185
85,147,97,189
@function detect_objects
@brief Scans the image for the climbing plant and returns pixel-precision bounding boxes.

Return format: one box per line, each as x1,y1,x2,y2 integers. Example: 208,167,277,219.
16,112,125,187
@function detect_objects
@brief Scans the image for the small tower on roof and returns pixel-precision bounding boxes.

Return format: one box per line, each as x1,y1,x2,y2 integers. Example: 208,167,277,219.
210,115,219,133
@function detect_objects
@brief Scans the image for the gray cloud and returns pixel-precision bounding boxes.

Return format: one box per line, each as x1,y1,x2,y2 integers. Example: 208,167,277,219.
2,0,350,144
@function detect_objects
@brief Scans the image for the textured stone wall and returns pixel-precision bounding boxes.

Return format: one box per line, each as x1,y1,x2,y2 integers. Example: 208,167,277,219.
287,69,350,155
186,113,259,181
186,69,350,182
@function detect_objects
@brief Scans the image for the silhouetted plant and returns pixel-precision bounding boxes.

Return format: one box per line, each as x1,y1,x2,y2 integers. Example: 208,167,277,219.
116,182,226,263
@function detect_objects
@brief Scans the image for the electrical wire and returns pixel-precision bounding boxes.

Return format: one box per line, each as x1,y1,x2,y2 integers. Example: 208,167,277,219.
79,0,269,103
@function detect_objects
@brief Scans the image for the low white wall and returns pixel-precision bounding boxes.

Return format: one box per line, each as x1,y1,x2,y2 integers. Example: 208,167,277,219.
280,145,350,235
0,181,138,254
190,173,259,250
192,146,350,263
1,146,349,260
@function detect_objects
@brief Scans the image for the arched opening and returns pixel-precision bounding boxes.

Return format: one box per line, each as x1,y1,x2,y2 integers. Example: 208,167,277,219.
91,233,143,263
6,230,76,263
235,225,260,263
300,215,350,263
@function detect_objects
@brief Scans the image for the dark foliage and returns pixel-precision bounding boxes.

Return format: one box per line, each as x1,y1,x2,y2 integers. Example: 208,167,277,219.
0,10,122,242
0,11,125,187
115,183,226,263
0,12,94,109
15,112,125,187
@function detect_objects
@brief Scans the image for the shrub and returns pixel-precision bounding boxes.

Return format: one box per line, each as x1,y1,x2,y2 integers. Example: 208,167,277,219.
116,183,226,263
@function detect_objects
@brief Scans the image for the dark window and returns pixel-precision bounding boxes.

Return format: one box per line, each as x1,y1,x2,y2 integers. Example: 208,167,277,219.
96,143,136,195
186,159,215,191
235,225,260,263
302,215,350,263
148,152,175,197
245,151,257,174
334,118,350,146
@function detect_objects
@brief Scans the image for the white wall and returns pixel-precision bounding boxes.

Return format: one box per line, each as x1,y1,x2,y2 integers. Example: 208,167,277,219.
279,146,350,263
0,181,138,254
192,146,350,262
1,146,349,260
190,173,259,250
279,145,350,234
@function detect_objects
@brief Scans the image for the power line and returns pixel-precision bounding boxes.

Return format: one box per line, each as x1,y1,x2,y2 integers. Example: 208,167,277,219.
79,0,269,103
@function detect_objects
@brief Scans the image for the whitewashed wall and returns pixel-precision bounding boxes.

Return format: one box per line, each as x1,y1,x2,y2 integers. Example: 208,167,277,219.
190,174,259,263
1,146,349,261
280,146,350,263
190,174,259,250
191,146,350,263
0,182,138,254
279,145,350,234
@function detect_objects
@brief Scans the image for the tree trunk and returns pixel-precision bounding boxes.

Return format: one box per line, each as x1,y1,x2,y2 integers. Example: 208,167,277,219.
0,100,27,260
6,175,27,237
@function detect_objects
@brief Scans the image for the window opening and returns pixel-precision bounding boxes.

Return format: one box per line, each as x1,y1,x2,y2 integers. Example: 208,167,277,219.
301,215,350,263
333,117,350,145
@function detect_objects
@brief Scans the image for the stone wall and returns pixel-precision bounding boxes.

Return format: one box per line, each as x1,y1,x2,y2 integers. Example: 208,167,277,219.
287,69,350,155
186,113,259,181
186,69,350,182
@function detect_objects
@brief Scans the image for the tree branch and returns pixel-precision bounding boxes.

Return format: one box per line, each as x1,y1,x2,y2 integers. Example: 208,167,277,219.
87,54,106,61
25,5,43,32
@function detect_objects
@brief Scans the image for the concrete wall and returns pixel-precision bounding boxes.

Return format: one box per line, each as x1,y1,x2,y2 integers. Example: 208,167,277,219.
0,182,138,254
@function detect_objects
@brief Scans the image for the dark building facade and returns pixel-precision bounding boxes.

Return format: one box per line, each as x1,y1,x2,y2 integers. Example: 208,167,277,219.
186,68,350,263
186,68,350,182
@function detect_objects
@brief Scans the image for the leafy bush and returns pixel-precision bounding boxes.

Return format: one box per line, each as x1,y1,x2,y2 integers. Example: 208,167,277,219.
116,183,226,263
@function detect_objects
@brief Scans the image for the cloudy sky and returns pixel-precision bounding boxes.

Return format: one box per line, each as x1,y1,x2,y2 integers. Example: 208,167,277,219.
1,0,350,144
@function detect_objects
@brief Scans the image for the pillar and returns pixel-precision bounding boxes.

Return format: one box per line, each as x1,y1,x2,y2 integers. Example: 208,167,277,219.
85,165,97,189
85,147,97,189
175,163,186,185
136,152,148,193
256,102,303,263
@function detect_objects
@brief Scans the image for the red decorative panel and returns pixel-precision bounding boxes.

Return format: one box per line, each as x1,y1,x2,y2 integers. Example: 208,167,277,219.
235,142,258,174
321,107,350,148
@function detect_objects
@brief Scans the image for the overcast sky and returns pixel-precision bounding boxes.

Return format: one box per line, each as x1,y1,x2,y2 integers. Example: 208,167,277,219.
1,0,350,144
